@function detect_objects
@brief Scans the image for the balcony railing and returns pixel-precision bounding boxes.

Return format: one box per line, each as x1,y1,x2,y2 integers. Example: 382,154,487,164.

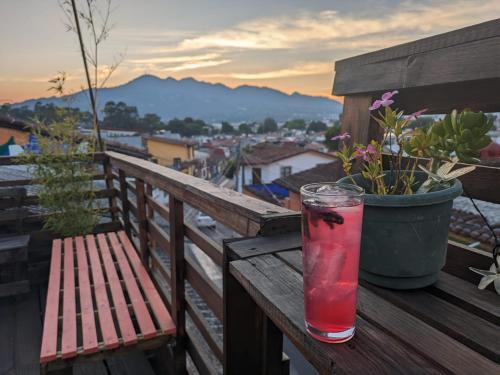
1,150,300,374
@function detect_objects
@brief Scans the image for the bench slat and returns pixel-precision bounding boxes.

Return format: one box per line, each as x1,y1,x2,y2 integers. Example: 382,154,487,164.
40,239,62,363
61,238,77,359
118,231,175,335
75,237,99,355
108,232,157,339
97,234,138,346
86,235,119,349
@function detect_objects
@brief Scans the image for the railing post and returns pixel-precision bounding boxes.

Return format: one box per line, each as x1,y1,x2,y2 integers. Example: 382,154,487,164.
118,169,131,237
169,195,187,374
135,178,149,264
146,183,156,249
103,156,117,221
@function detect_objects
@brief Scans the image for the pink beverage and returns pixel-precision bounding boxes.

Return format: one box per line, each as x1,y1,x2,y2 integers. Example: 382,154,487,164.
300,183,364,343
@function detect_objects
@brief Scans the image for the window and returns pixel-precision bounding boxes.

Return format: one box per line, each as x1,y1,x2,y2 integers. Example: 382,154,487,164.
280,166,292,177
252,168,262,184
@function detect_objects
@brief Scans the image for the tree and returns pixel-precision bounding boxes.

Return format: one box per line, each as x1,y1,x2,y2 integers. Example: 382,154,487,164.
102,101,141,130
221,121,235,134
142,113,164,133
239,123,252,134
308,120,328,133
58,0,124,151
21,112,100,236
324,122,342,151
258,117,278,133
284,119,306,130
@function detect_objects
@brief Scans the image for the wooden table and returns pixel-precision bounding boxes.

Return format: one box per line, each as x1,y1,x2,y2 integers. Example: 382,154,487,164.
223,233,500,375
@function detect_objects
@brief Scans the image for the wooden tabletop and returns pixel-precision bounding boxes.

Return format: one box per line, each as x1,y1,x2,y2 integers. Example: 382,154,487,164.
226,233,499,375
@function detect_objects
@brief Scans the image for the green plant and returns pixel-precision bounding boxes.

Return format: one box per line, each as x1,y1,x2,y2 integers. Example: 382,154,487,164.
335,91,492,195
21,112,100,236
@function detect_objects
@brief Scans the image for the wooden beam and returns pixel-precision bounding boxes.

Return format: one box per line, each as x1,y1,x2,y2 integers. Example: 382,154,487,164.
135,178,149,265
333,19,500,96
106,151,296,236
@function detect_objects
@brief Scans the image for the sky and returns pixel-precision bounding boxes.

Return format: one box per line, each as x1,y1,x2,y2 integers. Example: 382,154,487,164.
1,0,499,104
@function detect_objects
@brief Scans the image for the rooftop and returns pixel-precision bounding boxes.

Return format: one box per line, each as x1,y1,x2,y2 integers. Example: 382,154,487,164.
273,160,343,193
143,135,197,147
242,142,333,165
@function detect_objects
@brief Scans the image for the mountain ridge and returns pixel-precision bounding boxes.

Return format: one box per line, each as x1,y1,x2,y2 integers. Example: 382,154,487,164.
13,75,342,123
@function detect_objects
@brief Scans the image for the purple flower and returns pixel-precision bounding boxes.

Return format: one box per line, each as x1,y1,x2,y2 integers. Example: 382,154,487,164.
406,108,428,120
369,90,399,111
331,132,350,141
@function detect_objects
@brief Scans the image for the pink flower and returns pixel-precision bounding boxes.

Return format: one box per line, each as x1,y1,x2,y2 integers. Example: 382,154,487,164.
406,108,428,120
369,90,399,111
331,132,350,141
355,144,378,161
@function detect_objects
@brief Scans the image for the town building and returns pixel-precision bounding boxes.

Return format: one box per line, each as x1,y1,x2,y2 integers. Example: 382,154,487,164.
144,135,196,174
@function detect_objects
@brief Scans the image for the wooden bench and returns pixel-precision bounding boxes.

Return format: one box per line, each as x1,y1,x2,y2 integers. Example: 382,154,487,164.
40,230,175,367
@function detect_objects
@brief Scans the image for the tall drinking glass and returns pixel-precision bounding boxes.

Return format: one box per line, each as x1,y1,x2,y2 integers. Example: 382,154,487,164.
300,182,364,343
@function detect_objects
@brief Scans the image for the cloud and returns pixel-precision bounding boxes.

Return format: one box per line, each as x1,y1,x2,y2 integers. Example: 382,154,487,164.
129,53,221,65
226,62,332,80
161,0,499,53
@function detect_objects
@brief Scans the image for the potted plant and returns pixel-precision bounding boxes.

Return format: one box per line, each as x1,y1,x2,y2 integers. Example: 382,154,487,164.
336,91,493,289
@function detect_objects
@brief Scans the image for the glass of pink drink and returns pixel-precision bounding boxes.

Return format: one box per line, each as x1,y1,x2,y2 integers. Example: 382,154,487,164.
300,182,364,343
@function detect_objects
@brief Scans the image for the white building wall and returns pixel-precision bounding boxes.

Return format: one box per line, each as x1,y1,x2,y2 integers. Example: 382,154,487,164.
237,152,335,192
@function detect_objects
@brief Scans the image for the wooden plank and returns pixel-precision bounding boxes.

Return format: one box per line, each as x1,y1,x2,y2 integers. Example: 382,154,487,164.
107,151,295,236
186,294,223,362
227,232,301,260
145,192,169,218
0,234,29,264
184,222,223,266
277,249,500,373
0,280,30,298
186,325,222,375
73,360,108,375
61,238,77,359
444,242,492,284
430,271,500,325
333,19,500,95
185,255,223,321
135,178,149,263
40,239,62,363
230,253,448,375
75,236,99,355
96,233,138,346
362,281,500,362
147,218,170,253
107,232,157,339
86,234,119,350
117,230,176,335
169,195,187,373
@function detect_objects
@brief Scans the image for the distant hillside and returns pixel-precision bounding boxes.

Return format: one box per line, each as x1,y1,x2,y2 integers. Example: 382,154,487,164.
13,75,342,123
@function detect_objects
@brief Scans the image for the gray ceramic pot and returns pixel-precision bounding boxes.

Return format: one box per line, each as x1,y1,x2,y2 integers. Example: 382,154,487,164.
338,171,462,289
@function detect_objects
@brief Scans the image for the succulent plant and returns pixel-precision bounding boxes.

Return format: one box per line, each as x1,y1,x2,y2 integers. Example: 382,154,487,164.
404,110,493,164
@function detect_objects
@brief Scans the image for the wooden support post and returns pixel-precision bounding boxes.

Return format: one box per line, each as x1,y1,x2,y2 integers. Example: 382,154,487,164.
341,95,383,146
223,242,284,374
103,157,117,221
135,178,149,265
169,195,187,374
118,170,131,237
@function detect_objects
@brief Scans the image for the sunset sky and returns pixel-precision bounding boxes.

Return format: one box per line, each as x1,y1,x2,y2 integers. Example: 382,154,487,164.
1,0,499,103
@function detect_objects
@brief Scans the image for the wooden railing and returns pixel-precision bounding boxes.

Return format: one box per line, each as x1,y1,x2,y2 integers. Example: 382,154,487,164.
105,151,300,374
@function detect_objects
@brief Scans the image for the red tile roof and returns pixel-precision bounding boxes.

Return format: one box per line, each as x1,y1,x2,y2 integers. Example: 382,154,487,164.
242,143,333,166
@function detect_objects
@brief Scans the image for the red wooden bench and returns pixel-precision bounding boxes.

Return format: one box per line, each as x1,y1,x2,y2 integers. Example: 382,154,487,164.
40,231,175,366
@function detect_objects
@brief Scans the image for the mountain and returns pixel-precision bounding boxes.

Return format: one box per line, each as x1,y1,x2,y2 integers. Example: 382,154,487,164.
13,75,342,123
